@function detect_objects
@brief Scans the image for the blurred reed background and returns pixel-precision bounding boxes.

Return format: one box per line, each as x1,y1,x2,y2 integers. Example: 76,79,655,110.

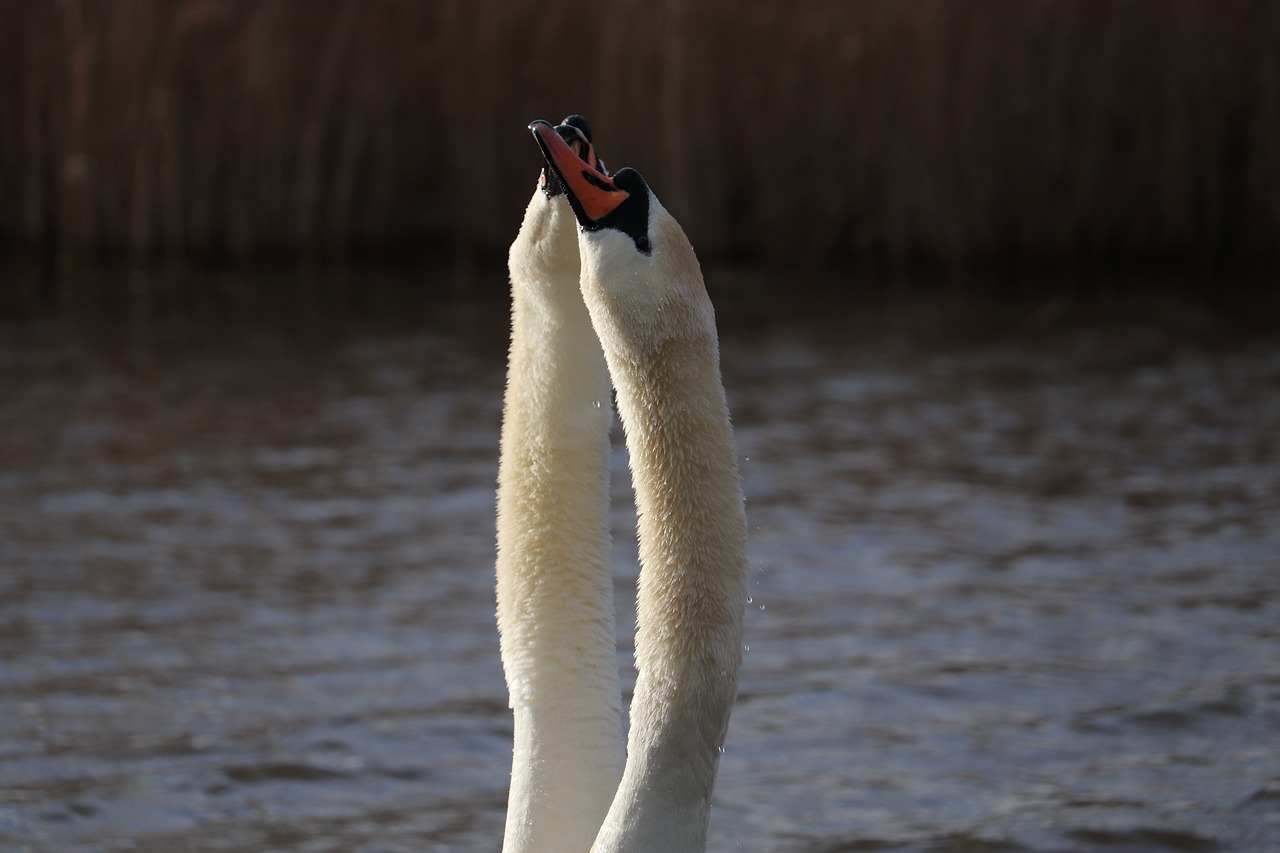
2,0,1278,280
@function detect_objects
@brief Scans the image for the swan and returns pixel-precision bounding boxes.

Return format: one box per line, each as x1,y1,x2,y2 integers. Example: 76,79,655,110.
496,117,625,853
528,120,749,852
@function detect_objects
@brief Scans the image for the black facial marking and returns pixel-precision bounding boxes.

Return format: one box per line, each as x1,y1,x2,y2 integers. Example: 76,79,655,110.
595,168,653,256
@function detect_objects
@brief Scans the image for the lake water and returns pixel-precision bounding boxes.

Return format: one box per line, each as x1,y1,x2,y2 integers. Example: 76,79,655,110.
1,276,1278,851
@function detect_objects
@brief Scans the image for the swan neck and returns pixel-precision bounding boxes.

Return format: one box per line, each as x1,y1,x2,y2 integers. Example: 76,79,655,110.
582,228,749,852
498,190,623,853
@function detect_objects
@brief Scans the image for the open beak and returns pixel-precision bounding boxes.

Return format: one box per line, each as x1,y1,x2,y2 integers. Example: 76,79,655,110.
531,120,629,224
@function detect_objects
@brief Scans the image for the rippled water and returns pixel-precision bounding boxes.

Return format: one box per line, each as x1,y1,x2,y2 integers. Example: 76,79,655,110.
2,281,1278,852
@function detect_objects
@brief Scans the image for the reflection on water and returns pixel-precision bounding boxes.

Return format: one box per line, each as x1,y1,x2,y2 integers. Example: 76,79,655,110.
1,279,1278,852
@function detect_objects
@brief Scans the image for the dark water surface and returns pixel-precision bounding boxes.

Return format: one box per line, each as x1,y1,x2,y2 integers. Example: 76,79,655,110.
2,279,1278,852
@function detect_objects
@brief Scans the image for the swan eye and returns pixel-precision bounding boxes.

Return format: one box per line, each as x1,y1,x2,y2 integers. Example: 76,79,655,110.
635,236,652,255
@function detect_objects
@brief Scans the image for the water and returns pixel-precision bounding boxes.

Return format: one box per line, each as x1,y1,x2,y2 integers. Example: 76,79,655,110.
2,281,1278,852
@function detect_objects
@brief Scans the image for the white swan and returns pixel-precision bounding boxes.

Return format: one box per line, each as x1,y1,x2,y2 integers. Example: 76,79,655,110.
496,117,625,852
530,121,751,853
498,118,749,853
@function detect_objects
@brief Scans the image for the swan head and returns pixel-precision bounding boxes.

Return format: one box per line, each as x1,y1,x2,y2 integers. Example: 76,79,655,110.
512,117,612,287
531,120,653,257
536,116,607,200
531,119,714,350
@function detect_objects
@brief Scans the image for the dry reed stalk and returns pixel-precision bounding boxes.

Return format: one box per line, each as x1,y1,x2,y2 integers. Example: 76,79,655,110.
0,0,1275,278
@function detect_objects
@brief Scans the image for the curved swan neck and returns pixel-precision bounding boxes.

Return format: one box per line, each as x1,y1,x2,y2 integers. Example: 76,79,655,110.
497,188,624,853
580,200,749,853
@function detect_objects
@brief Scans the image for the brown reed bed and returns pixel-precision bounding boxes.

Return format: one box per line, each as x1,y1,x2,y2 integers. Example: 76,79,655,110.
2,0,1278,279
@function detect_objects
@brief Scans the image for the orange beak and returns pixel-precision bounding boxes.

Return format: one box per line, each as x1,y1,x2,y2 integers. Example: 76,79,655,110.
531,121,629,223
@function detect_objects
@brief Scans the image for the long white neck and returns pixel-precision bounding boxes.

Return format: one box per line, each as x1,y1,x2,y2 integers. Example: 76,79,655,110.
580,213,750,853
497,188,625,853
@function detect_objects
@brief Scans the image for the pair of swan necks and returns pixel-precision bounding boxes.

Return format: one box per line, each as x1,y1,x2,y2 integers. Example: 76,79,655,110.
496,120,749,852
